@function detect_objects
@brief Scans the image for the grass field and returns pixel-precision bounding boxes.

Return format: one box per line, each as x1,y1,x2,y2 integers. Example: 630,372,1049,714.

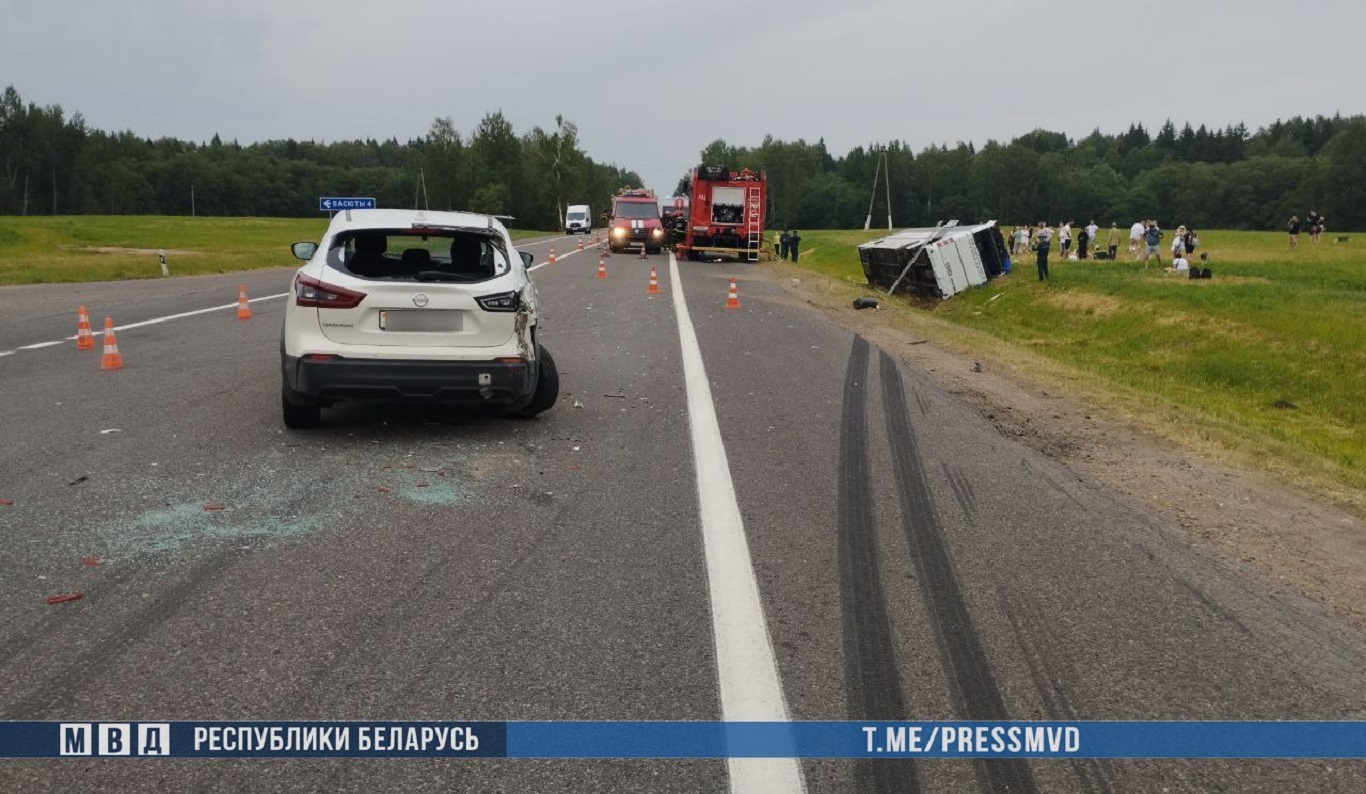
795,227,1366,503
0,216,549,285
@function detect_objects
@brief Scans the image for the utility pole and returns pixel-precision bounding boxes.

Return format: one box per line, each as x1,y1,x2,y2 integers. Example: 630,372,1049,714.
863,150,884,230
883,151,893,229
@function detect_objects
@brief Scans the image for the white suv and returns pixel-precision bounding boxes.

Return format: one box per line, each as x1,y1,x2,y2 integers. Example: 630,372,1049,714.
280,208,558,428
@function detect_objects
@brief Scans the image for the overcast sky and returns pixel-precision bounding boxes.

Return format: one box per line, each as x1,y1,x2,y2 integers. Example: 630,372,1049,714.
5,0,1364,194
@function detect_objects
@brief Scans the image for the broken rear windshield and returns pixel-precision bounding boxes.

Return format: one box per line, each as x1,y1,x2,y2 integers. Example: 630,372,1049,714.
326,230,511,281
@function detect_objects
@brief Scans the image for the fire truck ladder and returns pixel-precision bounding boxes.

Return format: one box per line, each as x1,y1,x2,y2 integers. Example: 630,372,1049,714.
745,185,762,261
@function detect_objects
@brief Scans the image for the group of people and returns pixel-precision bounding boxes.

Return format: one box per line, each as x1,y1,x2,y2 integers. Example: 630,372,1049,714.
1287,211,1327,248
1021,218,1201,281
1128,220,1200,271
1010,221,1124,263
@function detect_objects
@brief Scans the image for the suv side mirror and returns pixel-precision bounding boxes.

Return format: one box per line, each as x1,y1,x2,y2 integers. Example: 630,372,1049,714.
291,241,318,261
519,251,534,268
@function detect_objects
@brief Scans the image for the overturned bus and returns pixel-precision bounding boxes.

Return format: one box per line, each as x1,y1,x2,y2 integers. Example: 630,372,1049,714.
857,221,1011,300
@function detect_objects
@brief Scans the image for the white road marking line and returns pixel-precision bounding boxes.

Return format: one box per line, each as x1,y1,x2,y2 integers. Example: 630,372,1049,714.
529,241,603,272
668,251,806,793
1,292,290,359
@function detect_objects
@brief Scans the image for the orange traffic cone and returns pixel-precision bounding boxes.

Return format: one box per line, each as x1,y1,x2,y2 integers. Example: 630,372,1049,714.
647,266,660,295
549,246,556,264
577,238,584,252
100,317,123,370
236,284,252,321
725,277,741,309
638,244,647,259
76,305,95,350
596,255,607,279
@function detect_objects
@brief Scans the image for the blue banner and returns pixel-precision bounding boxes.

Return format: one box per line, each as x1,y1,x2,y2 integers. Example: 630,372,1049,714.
3,721,1366,759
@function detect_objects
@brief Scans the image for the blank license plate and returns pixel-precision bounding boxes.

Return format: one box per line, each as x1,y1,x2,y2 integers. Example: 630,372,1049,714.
379,310,461,332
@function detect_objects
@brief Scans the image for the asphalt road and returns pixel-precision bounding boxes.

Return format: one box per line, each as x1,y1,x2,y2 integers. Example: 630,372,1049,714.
2,234,1366,792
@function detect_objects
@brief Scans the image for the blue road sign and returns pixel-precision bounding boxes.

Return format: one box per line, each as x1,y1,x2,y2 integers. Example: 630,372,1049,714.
319,197,377,211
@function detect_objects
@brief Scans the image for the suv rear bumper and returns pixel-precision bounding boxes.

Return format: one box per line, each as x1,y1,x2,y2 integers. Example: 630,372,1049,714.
282,354,534,406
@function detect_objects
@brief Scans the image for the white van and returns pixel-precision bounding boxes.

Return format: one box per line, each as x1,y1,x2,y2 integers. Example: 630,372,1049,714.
565,205,592,235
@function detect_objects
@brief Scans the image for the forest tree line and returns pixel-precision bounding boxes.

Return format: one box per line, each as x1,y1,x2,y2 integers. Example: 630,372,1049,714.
0,86,642,230
2,84,1363,231
685,115,1366,232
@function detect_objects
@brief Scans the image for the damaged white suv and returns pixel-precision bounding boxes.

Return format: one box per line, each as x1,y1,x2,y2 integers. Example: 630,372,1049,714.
280,208,558,428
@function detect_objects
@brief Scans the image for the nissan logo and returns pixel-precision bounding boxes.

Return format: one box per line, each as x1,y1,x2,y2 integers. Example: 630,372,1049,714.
412,293,429,307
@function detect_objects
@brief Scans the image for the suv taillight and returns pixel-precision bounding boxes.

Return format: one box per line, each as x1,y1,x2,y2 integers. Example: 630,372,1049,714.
295,274,366,309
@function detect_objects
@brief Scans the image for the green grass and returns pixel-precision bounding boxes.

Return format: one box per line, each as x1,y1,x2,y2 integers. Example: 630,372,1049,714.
795,227,1366,499
0,216,550,285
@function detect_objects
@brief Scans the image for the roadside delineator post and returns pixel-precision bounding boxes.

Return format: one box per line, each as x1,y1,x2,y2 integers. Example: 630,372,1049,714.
236,284,252,321
647,266,660,295
726,277,741,309
100,317,124,370
76,306,95,350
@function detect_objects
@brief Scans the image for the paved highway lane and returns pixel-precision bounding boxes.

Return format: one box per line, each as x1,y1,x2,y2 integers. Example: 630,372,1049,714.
2,237,1366,792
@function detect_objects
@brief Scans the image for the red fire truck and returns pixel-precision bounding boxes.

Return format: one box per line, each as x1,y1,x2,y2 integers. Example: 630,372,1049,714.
607,188,666,255
675,166,767,262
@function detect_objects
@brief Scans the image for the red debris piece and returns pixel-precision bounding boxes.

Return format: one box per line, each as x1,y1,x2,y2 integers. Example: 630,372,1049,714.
376,487,390,494
46,593,84,605
203,503,226,511
0,498,13,506
81,556,102,566
415,482,430,488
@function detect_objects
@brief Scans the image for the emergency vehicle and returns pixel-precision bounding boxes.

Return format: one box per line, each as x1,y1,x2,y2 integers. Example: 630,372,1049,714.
676,166,767,262
607,188,665,254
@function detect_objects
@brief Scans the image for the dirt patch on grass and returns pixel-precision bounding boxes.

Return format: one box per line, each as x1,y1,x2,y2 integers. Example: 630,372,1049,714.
760,261,1366,628
1042,290,1127,317
78,247,199,256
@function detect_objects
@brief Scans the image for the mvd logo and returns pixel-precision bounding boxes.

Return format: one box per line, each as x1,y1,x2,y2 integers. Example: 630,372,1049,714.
59,723,172,756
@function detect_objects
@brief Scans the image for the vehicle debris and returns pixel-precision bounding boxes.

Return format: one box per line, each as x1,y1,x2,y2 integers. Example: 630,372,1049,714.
46,594,84,605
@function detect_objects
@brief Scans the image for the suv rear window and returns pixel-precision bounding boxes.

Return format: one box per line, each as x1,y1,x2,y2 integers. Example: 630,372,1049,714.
326,230,511,282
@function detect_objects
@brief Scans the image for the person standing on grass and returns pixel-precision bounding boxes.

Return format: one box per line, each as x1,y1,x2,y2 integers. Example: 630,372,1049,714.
1078,224,1091,260
1306,210,1320,242
1288,215,1300,249
779,230,790,261
1107,222,1121,260
1171,225,1188,260
1059,220,1073,259
1129,219,1145,259
1142,220,1163,269
1085,220,1100,258
788,230,801,263
1034,221,1053,281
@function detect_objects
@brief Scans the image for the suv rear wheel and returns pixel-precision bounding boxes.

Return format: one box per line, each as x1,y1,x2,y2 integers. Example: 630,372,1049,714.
508,347,559,418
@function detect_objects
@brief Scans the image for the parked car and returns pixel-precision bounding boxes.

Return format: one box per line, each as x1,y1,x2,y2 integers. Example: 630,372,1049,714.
280,208,558,428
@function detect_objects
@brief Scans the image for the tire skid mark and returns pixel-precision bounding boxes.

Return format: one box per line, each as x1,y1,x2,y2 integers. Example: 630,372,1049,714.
997,587,1119,794
913,387,932,417
837,337,920,793
1020,457,1089,512
941,462,978,520
879,351,1039,794
0,565,144,670
1,552,237,719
